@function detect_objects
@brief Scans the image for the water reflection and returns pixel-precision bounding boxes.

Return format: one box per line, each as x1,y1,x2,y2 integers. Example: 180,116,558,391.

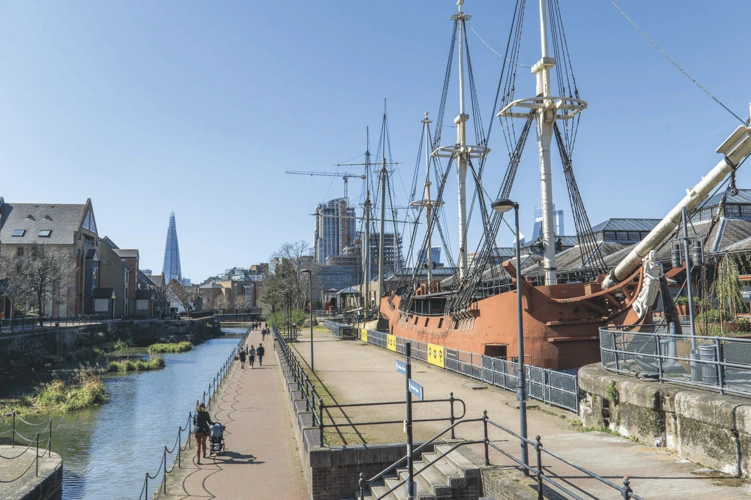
11,328,245,500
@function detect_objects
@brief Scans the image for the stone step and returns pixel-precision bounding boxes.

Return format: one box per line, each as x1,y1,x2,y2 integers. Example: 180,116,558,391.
383,473,435,500
397,462,451,498
420,451,466,488
368,480,399,500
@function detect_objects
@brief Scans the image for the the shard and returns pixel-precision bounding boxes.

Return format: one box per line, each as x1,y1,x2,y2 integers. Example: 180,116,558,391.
162,212,182,283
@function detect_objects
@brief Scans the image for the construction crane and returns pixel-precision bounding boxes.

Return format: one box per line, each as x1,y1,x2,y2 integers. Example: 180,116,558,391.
285,170,366,200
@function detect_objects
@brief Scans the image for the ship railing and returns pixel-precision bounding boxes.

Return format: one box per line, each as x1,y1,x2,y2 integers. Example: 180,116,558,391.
600,325,751,397
321,323,579,414
356,411,642,500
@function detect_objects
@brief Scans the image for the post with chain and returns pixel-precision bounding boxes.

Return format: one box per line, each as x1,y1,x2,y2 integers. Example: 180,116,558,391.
49,419,52,457
178,428,182,469
11,411,15,447
449,392,456,439
318,399,325,446
483,410,489,466
535,436,544,500
359,472,365,500
188,412,192,449
162,447,167,493
145,474,148,500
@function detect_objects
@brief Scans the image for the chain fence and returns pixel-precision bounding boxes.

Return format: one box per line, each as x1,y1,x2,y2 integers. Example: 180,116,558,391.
0,413,53,484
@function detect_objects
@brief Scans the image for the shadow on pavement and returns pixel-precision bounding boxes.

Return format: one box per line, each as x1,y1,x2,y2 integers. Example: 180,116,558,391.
214,451,265,465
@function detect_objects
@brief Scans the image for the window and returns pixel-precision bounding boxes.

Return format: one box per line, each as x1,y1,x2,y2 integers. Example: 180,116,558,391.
616,232,629,241
17,247,24,256
26,215,35,221
603,231,617,241
726,205,741,217
38,230,52,237
12,229,25,237
628,232,641,241
44,215,52,221
741,205,751,219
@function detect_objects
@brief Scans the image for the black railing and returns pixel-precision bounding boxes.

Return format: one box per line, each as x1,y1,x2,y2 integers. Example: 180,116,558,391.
0,314,109,333
358,412,643,500
136,343,238,500
273,325,322,427
0,413,53,484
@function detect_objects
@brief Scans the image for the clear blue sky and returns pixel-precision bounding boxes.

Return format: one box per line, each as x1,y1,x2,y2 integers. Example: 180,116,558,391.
1,1,750,281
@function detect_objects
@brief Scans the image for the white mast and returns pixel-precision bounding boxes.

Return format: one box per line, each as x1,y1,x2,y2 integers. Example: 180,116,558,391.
497,0,587,286
456,0,469,280
433,0,489,282
535,0,557,285
363,128,371,314
378,117,388,300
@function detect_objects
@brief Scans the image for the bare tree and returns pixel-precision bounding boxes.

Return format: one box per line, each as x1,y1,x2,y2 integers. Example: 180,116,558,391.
214,292,230,312
0,246,67,323
261,240,317,313
168,280,198,311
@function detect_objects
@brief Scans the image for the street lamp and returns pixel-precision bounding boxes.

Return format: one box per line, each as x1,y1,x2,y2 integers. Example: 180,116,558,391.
283,289,291,339
3,285,13,332
302,269,314,372
491,197,529,473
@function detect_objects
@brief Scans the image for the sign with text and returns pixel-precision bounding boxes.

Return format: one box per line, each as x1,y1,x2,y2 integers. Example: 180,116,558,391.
408,379,424,400
387,334,397,352
396,360,407,376
742,286,751,304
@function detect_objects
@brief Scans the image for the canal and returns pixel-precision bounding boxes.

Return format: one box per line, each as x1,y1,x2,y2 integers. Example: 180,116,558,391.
13,327,245,500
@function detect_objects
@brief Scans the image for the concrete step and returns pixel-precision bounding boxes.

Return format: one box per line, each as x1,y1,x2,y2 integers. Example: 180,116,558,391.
397,462,451,498
383,473,435,500
434,444,477,472
368,480,399,500
420,451,466,488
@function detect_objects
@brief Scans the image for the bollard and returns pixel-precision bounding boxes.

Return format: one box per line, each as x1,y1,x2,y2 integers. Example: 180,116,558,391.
49,419,52,457
359,472,365,500
11,411,15,448
178,428,182,469
535,436,544,500
483,410,489,466
622,476,632,499
145,474,148,500
449,392,456,439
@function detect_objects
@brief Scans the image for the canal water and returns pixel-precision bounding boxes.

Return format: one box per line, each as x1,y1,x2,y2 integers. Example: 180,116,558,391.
11,328,246,500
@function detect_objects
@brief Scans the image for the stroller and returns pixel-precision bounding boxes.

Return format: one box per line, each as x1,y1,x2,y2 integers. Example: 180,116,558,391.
209,423,225,456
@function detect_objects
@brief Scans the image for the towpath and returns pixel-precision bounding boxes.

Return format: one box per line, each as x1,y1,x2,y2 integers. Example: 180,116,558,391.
159,328,306,500
290,328,751,499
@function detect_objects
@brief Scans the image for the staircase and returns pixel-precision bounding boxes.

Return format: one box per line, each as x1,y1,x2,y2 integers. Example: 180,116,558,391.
356,444,484,500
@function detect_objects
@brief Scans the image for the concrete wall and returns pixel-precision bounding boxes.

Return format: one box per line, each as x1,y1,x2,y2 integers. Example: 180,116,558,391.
579,363,751,476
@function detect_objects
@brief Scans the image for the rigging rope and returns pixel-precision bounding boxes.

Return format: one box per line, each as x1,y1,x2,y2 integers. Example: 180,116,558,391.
609,0,746,125
467,22,531,68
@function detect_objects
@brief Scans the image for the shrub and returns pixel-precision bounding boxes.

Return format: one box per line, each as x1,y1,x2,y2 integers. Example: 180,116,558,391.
25,365,107,412
674,296,689,306
147,341,193,354
113,340,130,351
735,318,751,333
606,381,619,406
696,309,733,324
107,356,165,372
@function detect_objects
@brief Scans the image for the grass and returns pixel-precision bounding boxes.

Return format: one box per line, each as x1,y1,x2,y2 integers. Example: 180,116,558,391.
20,365,108,413
106,356,166,372
147,341,193,354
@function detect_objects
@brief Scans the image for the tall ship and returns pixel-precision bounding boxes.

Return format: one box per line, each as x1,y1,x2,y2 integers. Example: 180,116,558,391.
378,0,751,370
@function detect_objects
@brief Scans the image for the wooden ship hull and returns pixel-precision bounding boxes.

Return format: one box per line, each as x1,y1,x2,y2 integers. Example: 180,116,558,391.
380,265,647,370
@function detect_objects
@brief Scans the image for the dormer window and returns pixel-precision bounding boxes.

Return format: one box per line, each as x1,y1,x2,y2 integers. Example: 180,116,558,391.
26,215,35,221
39,230,52,237
44,215,52,221
12,229,25,237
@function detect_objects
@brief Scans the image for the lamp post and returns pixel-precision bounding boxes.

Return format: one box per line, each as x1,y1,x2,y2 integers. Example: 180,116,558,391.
283,289,290,339
302,269,314,372
491,197,529,473
3,285,13,332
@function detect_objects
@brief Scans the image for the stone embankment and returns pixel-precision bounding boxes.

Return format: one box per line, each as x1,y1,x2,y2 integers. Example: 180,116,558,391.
0,447,62,500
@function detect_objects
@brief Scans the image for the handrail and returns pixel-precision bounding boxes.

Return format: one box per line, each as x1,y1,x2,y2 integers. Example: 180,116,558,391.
357,411,643,500
136,339,239,500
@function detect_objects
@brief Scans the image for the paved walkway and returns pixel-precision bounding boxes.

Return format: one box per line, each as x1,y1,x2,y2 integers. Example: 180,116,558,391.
291,330,751,499
162,329,306,500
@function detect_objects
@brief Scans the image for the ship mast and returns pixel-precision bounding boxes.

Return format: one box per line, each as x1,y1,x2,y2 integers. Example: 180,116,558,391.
535,0,557,285
433,0,489,282
363,128,371,315
378,114,388,300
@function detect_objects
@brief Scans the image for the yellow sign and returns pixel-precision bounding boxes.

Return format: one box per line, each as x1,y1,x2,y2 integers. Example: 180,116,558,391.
387,334,397,352
427,343,445,368
361,329,368,342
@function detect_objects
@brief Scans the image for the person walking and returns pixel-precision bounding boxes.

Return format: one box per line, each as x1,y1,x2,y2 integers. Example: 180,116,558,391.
257,343,265,367
192,402,215,465
239,347,247,369
248,345,256,368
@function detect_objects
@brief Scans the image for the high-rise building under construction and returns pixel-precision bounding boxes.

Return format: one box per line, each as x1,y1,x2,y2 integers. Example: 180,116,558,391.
162,212,182,284
314,198,356,264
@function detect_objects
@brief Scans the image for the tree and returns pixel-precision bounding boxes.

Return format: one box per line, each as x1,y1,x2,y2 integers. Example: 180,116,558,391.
214,292,230,312
260,240,318,314
168,280,199,311
0,246,67,323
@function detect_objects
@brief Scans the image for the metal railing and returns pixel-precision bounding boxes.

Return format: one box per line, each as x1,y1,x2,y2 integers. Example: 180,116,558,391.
325,322,579,413
273,325,466,446
273,325,322,428
600,325,751,397
0,413,53,484
358,411,642,500
0,314,108,333
137,343,238,500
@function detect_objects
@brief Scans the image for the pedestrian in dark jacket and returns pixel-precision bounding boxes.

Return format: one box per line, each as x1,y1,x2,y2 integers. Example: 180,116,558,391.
257,344,265,366
239,348,247,369
193,402,214,464
248,345,256,368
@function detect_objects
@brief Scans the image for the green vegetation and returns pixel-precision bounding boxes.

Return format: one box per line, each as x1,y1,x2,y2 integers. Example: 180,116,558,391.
147,341,193,354
696,309,733,324
267,309,307,329
606,381,619,406
23,366,107,413
113,340,130,351
106,356,165,372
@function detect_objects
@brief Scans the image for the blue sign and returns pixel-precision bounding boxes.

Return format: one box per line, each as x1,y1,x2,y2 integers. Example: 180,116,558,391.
408,379,424,400
396,360,407,376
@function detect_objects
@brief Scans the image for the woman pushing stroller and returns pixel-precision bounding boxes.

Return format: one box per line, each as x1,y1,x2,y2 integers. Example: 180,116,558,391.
193,402,215,464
